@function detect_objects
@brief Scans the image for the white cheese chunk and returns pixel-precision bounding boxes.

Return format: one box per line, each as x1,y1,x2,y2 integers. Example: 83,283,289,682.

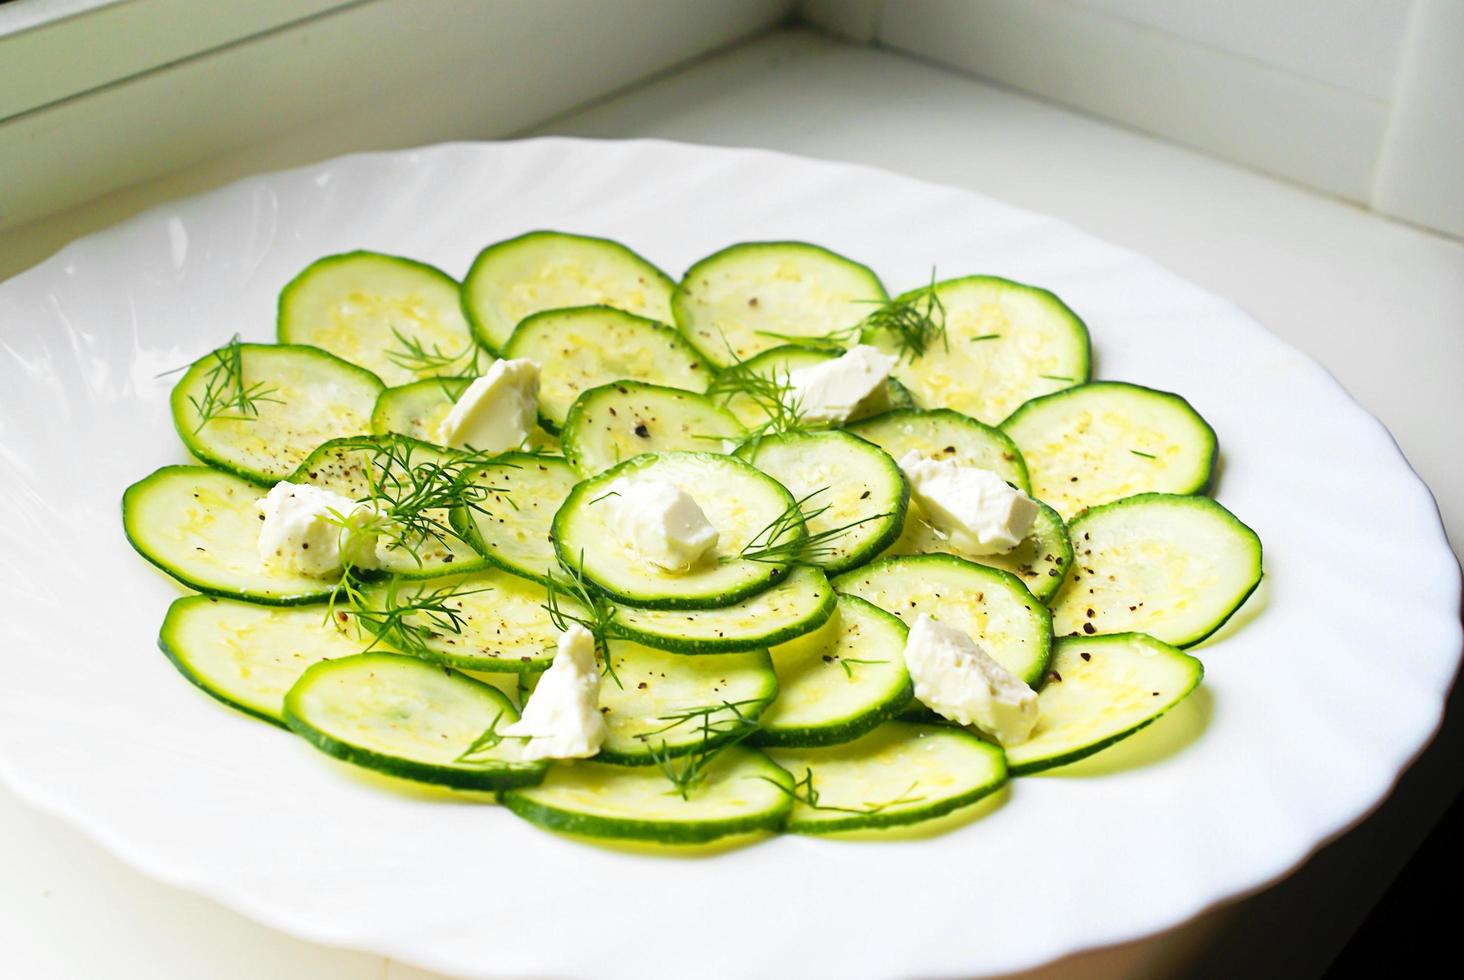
902,614,1038,745
435,358,540,453
786,344,897,424
898,451,1038,555
602,477,719,571
502,623,606,761
256,481,382,578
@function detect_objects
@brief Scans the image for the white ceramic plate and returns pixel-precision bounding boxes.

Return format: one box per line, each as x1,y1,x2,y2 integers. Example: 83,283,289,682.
0,139,1457,979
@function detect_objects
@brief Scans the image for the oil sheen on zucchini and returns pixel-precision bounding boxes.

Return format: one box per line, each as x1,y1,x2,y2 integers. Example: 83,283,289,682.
886,498,1073,603
561,381,745,476
452,453,579,584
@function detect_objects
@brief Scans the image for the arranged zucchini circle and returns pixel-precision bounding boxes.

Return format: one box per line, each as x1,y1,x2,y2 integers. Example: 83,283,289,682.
758,596,912,747
674,242,887,366
553,452,801,609
1002,381,1217,518
462,230,676,352
561,381,746,476
452,453,579,584
278,251,477,387
1052,493,1262,648
171,342,383,484
846,407,1030,492
888,498,1074,603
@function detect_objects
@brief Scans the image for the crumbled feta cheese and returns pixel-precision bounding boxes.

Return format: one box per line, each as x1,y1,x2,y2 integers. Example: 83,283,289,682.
898,451,1038,555
602,477,719,571
903,614,1038,745
435,358,540,452
786,344,897,424
256,482,381,578
502,624,606,760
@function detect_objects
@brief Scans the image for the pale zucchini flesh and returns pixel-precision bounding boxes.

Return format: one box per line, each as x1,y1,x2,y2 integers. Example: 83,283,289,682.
277,251,479,387
553,452,800,609
283,652,547,789
597,642,777,765
1052,494,1262,648
834,554,1053,687
758,596,912,747
886,498,1073,603
124,466,336,605
768,722,1006,833
462,231,676,352
561,381,745,476
171,343,383,484
846,407,1030,493
452,453,579,584
741,429,908,574
608,565,836,654
674,242,887,366
877,276,1090,425
1005,633,1203,775
500,746,792,843
1001,381,1217,519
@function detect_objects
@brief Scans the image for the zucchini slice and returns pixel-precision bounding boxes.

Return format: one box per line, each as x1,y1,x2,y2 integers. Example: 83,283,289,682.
1053,494,1262,648
371,377,559,452
553,452,800,609
452,453,579,585
171,342,383,485
674,242,887,366
846,407,1030,492
608,565,836,654
159,595,376,726
501,306,712,431
288,436,486,578
877,276,1090,425
462,231,676,352
283,652,547,790
1005,633,1203,775
1001,381,1217,518
767,722,1006,834
758,596,912,747
124,466,335,605
354,569,559,673
561,381,746,476
710,344,915,429
500,746,792,844
597,642,777,765
887,498,1074,603
740,429,908,575
834,554,1053,687
277,251,478,387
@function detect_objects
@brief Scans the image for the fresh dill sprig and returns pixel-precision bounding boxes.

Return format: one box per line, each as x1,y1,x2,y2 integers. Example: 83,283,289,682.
645,699,762,801
184,335,284,433
753,271,948,364
329,573,490,661
1039,374,1075,383
704,350,808,443
385,326,485,377
1130,449,1157,460
543,551,623,690
761,767,926,815
834,656,888,680
633,698,768,741
453,711,535,763
735,487,890,565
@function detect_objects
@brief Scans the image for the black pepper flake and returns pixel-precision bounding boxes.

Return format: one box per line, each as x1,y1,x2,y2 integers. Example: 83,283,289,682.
637,682,648,690
1085,607,1095,618
860,490,871,499
1082,622,1096,634
748,297,759,307
1080,652,1091,661
821,654,834,663
634,423,650,438
1152,691,1161,697
1049,671,1062,683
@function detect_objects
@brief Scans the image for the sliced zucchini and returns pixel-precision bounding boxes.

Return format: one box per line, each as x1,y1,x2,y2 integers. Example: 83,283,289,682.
888,498,1074,603
124,466,335,604
370,377,559,452
561,381,746,476
674,242,887,366
758,596,912,747
277,251,478,387
462,231,676,352
452,453,579,584
710,344,914,429
288,436,485,578
597,642,777,765
553,452,800,609
283,652,547,789
1005,633,1203,775
170,342,383,484
1001,381,1217,518
159,595,377,726
500,746,791,844
739,429,907,575
845,407,1029,492
834,554,1052,686
355,569,559,673
501,306,712,431
874,276,1090,425
767,722,1006,834
1053,494,1262,648
608,565,835,654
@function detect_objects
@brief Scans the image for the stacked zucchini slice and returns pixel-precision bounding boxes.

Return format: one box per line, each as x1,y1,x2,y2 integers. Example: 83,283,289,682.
123,230,1262,847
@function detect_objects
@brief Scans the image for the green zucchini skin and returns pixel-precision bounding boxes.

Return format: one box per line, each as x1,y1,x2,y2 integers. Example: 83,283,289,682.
462,231,677,353
561,380,745,476
847,406,1030,492
450,453,580,586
